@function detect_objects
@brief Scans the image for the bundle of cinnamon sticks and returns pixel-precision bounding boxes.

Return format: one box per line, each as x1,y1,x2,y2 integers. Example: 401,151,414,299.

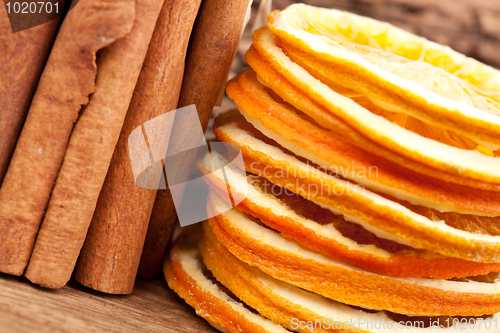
0,0,252,294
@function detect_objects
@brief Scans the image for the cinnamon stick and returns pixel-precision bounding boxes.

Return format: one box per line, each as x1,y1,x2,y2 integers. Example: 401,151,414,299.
74,0,203,294
137,0,253,279
0,7,60,184
0,0,136,276
24,0,165,289
137,189,177,279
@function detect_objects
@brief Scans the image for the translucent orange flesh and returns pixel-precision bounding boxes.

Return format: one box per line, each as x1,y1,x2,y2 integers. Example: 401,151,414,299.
213,110,500,263
268,8,500,149
246,41,500,192
164,233,279,333
226,69,500,215
204,214,500,317
197,157,500,279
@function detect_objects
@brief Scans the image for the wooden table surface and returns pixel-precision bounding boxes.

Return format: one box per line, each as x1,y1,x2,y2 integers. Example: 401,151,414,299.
0,272,217,333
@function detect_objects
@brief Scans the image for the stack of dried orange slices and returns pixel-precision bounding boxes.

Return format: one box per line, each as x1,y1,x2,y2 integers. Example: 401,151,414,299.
165,4,500,332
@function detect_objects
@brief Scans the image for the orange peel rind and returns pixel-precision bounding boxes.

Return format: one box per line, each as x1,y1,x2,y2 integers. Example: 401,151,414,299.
268,4,500,161
200,220,500,332
245,43,500,193
205,194,500,317
212,110,500,263
249,25,500,186
197,151,500,279
163,229,290,333
226,68,500,215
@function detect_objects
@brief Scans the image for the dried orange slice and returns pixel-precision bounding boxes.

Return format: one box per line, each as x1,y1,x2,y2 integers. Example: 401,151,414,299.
197,151,500,279
212,110,500,263
163,229,290,333
268,5,500,145
205,194,500,317
245,43,500,193
226,69,500,215
200,220,500,332
251,25,500,185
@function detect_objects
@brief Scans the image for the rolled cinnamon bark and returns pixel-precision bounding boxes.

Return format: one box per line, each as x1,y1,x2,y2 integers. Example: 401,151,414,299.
74,0,202,294
137,189,177,279
24,0,165,289
137,0,253,279
0,7,60,184
0,0,136,276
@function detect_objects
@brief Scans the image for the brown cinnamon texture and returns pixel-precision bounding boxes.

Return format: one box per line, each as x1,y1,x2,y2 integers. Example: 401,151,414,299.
0,7,60,184
0,0,136,276
137,189,177,279
24,0,164,289
74,0,202,294
137,0,253,279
